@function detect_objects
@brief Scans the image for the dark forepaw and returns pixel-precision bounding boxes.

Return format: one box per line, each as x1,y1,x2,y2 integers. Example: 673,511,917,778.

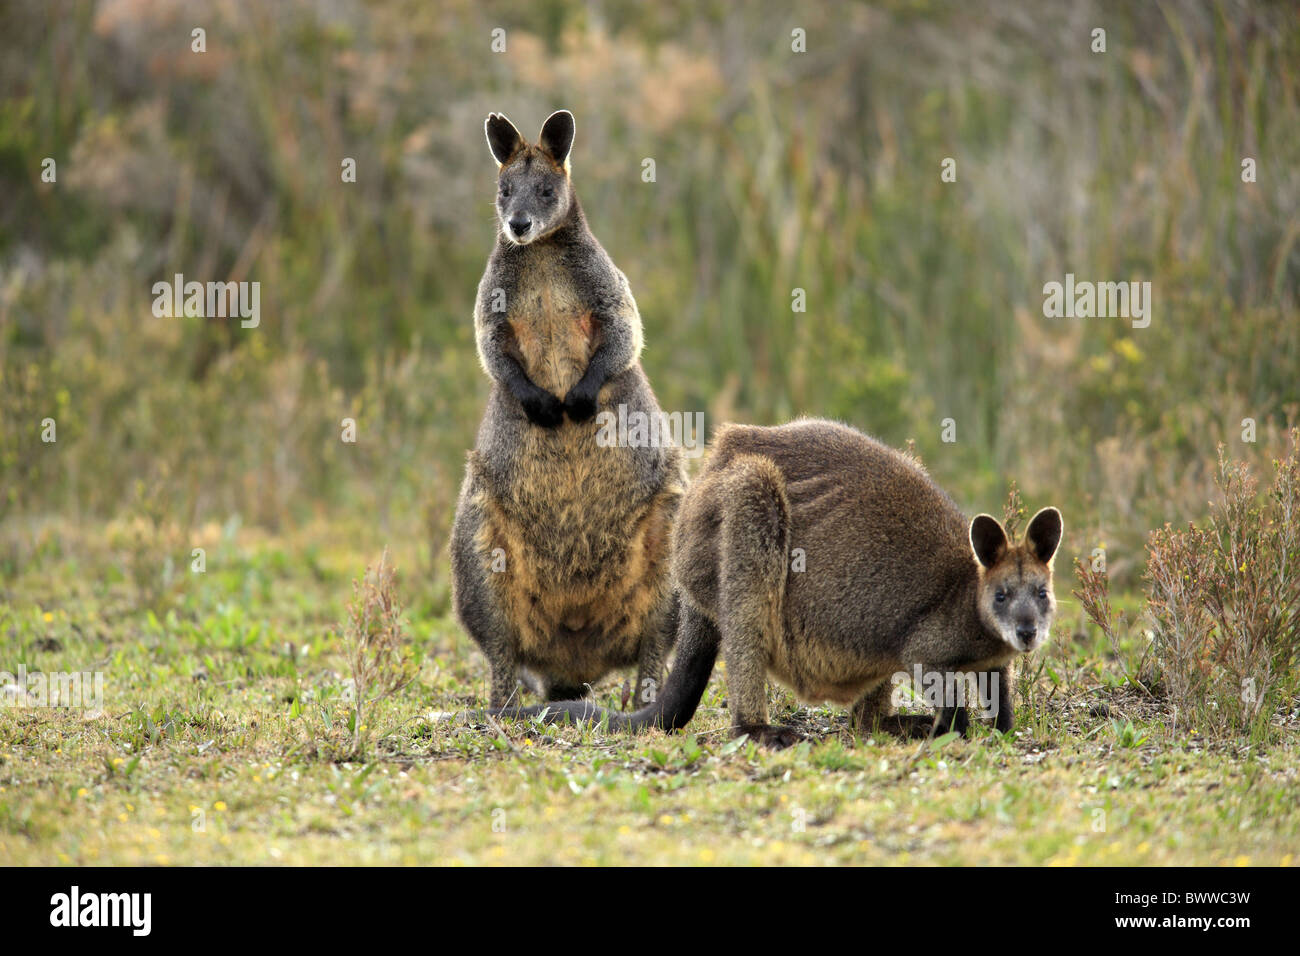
522,391,564,428
879,714,937,740
544,683,591,702
736,724,804,750
563,384,599,422
932,707,970,739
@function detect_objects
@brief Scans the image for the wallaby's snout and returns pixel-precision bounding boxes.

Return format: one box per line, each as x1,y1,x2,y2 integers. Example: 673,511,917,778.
508,214,532,238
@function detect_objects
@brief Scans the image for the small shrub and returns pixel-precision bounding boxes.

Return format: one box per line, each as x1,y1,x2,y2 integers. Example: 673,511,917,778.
1073,557,1156,696
108,465,194,613
1078,430,1300,740
341,548,418,759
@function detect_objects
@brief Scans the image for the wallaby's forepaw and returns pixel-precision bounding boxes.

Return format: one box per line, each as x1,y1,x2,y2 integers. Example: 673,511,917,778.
735,724,804,750
931,707,970,739
875,714,935,740
563,383,599,422
544,683,591,702
523,391,565,428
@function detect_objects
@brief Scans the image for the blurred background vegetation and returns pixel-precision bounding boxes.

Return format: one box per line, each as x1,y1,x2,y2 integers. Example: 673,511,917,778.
1,0,1297,613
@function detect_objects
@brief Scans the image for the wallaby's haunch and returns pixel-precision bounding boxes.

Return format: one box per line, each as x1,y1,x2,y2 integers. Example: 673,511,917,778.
494,418,1062,747
451,110,685,707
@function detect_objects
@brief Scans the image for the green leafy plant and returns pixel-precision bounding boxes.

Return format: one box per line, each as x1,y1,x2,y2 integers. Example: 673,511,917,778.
1143,431,1300,740
1079,430,1300,741
1111,719,1149,749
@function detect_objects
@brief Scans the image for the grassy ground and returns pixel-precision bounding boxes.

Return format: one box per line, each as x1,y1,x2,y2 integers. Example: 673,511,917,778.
1,523,1297,867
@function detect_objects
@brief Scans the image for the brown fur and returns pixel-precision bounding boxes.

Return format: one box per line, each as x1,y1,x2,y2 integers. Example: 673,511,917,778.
501,261,607,397
673,419,1060,744
451,110,683,706
466,434,679,688
492,418,1061,747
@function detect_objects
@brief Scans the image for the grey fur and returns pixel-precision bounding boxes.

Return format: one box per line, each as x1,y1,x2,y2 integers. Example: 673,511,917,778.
451,111,685,707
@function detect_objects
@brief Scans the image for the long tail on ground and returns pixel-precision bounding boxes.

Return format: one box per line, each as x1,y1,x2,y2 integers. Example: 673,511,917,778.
480,603,720,733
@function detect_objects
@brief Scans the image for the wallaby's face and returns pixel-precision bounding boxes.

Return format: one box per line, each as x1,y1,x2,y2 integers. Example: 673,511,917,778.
969,507,1063,653
484,110,576,246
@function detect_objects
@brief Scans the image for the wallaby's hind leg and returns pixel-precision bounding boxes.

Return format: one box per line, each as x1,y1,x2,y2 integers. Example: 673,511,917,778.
713,455,801,749
451,488,521,709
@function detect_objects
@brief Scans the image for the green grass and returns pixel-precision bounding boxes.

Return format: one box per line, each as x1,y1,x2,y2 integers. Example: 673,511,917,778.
2,522,1297,866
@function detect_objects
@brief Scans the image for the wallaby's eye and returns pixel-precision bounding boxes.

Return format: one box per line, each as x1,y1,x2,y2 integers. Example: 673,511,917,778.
1038,587,1048,600
541,186,555,199
499,183,510,198
994,590,1006,604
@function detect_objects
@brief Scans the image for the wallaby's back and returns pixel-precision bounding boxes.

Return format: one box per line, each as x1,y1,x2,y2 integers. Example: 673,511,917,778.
695,419,973,658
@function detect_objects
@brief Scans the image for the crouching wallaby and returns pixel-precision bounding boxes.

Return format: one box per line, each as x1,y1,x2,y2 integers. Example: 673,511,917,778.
451,110,685,708
492,418,1062,747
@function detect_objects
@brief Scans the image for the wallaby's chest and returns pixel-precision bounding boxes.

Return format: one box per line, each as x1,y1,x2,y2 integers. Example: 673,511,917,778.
504,260,599,396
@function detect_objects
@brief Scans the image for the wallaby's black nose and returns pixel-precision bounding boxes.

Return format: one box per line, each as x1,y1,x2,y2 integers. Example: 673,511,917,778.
509,216,531,237
1016,625,1036,644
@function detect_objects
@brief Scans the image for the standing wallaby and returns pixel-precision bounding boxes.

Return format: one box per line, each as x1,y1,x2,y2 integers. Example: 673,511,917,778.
451,110,685,708
492,418,1061,747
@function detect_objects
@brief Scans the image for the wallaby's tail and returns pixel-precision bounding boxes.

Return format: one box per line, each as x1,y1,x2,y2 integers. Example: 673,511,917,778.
483,602,720,733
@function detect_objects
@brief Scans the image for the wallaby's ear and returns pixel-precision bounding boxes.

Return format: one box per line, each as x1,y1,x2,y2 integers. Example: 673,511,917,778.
1024,506,1063,567
538,110,575,168
485,113,525,166
969,514,1009,569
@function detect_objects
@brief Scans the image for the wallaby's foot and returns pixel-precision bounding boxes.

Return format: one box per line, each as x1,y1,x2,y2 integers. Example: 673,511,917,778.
562,382,599,422
735,724,804,749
